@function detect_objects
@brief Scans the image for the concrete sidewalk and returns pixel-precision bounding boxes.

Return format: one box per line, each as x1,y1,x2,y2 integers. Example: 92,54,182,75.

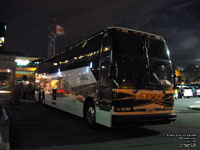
0,120,10,150
0,99,10,150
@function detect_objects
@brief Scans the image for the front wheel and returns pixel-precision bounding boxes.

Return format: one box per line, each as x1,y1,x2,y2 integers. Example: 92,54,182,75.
84,101,96,127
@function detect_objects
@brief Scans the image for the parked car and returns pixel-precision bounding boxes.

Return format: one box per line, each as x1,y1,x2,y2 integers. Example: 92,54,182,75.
194,87,200,97
177,86,193,98
190,84,200,97
183,87,193,98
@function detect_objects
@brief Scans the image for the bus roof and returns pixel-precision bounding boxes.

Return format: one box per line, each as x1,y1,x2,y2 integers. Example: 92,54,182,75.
40,27,165,64
107,26,165,41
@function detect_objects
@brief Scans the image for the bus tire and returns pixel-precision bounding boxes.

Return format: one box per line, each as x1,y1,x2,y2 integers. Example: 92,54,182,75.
84,101,96,128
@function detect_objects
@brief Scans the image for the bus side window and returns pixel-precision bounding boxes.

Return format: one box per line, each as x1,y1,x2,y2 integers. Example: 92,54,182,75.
90,60,99,81
102,37,110,57
83,34,103,54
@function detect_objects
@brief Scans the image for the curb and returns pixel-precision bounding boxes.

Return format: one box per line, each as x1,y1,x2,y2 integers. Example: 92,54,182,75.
188,105,200,111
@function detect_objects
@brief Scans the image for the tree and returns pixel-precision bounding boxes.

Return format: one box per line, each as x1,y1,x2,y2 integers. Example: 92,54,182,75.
182,64,200,84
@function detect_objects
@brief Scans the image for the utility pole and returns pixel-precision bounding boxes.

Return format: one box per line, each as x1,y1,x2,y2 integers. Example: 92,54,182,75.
48,18,56,58
47,18,65,58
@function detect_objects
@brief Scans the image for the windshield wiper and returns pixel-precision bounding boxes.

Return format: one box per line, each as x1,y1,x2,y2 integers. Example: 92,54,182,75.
152,72,166,94
113,79,120,88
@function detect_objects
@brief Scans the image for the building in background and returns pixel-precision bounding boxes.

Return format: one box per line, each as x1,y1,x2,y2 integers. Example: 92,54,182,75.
0,22,6,48
0,22,43,100
0,50,43,100
0,53,16,98
15,56,41,85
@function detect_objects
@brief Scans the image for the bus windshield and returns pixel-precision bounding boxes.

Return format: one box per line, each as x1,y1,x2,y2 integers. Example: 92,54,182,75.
112,30,143,57
150,60,172,86
113,58,147,88
111,30,172,89
113,58,172,89
112,30,170,60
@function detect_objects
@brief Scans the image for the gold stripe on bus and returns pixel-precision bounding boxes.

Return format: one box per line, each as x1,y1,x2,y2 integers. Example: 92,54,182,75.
150,99,172,107
112,89,174,101
112,96,174,102
151,99,174,104
113,89,174,95
112,96,137,101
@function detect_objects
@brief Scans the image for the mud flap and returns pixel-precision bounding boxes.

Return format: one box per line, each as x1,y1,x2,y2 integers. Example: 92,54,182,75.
95,107,112,127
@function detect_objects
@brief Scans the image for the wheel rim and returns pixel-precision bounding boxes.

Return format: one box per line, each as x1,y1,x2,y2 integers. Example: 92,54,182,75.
87,106,95,124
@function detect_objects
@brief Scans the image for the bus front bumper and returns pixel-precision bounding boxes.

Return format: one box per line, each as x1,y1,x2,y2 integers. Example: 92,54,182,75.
112,113,176,127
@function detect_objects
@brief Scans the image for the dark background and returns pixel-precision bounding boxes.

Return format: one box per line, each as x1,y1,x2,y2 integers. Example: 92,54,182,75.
1,0,200,66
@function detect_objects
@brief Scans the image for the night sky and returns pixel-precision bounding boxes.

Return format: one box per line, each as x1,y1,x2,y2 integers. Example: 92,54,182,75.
1,0,200,67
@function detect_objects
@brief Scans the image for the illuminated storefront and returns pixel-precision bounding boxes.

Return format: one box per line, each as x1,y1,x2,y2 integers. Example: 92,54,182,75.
15,56,40,84
0,54,16,97
0,52,42,99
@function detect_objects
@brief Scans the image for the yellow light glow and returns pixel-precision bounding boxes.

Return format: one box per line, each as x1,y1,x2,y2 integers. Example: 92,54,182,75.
51,80,58,89
78,56,84,59
16,67,36,71
175,69,182,77
103,47,110,52
0,91,11,94
82,41,87,48
27,67,37,71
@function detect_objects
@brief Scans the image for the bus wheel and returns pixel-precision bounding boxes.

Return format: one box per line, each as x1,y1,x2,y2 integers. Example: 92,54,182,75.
85,101,96,127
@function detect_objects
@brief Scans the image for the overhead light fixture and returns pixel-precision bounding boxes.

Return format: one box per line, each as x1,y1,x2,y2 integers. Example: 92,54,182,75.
15,59,30,66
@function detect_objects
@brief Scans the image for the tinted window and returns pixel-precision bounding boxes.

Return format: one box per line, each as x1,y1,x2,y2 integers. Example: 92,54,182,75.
83,34,103,53
150,61,172,85
114,58,147,88
148,38,169,60
112,30,170,60
40,34,103,74
112,31,143,57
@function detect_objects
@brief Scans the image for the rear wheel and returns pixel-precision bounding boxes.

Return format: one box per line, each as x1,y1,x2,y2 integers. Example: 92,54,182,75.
84,101,96,127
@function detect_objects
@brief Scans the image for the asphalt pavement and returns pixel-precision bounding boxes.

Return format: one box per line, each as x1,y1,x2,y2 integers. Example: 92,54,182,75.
0,97,200,150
